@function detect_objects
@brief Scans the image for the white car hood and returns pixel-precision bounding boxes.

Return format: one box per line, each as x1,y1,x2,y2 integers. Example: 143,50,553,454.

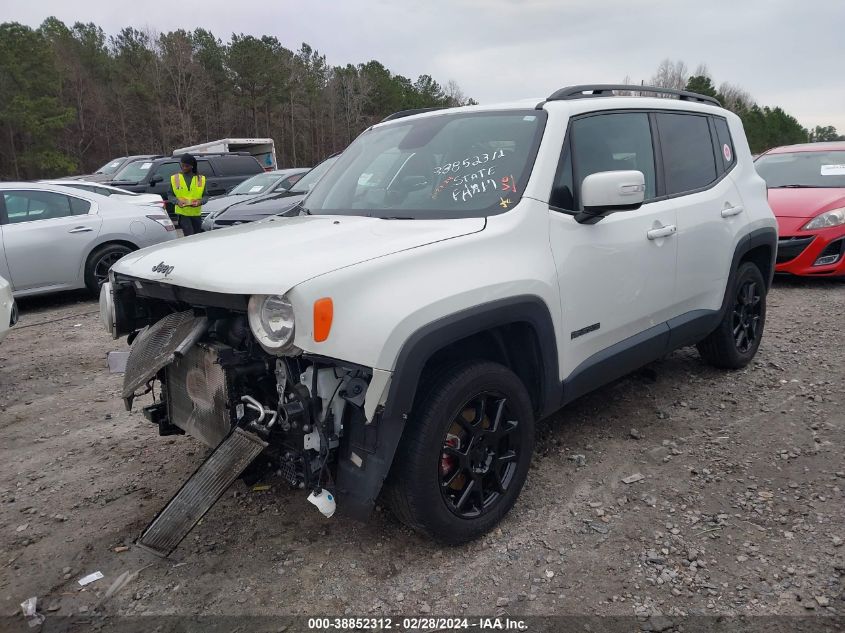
112,214,485,295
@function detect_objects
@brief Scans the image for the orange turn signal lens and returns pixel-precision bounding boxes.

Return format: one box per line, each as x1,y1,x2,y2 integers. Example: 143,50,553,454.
313,298,333,342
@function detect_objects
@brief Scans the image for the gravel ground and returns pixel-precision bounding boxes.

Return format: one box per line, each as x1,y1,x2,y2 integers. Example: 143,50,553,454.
0,278,843,624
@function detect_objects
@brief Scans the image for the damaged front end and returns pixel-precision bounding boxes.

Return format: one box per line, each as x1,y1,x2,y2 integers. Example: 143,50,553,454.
103,273,386,556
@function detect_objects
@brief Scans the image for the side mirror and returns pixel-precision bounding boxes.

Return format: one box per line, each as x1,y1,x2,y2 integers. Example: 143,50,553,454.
149,174,164,185
576,170,645,224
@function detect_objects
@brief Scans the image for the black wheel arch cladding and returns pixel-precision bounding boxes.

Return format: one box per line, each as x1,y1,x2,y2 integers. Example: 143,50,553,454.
334,295,559,520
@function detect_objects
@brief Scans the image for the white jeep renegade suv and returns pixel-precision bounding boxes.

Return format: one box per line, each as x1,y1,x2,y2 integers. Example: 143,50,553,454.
101,85,776,554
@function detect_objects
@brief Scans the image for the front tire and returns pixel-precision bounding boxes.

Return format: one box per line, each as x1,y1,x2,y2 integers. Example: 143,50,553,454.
385,361,535,544
697,261,767,369
85,244,133,293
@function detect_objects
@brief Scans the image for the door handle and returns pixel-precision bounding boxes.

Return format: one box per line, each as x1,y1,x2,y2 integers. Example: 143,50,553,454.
68,226,94,233
721,205,744,218
647,224,677,240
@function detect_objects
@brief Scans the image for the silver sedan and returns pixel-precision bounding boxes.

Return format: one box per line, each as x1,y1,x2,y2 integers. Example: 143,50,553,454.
0,182,176,297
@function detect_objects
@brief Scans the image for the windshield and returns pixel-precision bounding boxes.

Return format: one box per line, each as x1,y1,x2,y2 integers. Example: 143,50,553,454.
95,159,124,175
303,110,546,219
290,157,339,194
230,173,284,195
756,150,845,188
112,159,154,183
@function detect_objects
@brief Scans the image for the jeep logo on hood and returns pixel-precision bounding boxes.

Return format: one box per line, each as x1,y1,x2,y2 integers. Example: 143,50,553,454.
151,261,175,276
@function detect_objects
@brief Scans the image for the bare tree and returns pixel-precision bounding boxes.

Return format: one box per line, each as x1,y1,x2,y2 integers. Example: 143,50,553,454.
718,82,753,112
692,63,710,79
650,59,689,92
445,79,467,106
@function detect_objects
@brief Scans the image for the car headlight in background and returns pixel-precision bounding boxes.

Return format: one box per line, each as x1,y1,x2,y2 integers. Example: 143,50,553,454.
248,294,296,352
803,207,845,230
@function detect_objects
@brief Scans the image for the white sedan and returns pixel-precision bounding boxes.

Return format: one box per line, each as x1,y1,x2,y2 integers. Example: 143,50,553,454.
0,182,176,297
0,275,16,343
40,180,166,210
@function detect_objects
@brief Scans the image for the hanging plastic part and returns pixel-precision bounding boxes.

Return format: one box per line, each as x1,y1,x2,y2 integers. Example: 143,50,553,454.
307,488,336,518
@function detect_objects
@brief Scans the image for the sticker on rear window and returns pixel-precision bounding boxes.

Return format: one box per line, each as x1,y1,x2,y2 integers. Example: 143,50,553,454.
722,144,732,163
821,164,845,176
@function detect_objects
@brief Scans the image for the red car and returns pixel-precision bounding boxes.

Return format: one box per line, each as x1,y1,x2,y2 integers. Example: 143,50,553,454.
755,141,845,278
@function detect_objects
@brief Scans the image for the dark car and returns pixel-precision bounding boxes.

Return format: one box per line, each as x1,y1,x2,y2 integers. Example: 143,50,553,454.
68,154,162,183
200,168,309,228
208,155,338,229
107,153,264,212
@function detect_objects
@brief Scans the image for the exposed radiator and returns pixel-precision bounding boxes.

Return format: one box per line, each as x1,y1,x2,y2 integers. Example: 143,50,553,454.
165,342,233,448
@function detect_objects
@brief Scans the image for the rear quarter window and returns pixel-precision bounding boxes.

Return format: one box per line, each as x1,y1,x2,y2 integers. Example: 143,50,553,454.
69,196,91,215
211,156,263,176
713,117,736,173
656,113,718,195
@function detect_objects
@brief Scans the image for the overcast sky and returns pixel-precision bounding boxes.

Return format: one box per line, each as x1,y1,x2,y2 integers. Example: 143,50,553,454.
6,0,845,132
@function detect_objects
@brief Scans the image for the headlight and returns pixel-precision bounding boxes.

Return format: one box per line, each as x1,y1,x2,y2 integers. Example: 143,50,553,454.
803,207,845,230
248,294,296,352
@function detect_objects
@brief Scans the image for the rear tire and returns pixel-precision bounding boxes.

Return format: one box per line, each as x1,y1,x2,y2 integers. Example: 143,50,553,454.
85,243,133,293
385,361,535,544
697,261,767,369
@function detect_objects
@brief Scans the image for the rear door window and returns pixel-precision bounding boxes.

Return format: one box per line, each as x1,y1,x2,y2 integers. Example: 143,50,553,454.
2,191,75,223
655,113,718,194
197,160,215,176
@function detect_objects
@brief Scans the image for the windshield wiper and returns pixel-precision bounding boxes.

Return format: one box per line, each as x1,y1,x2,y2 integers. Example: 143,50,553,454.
771,184,815,188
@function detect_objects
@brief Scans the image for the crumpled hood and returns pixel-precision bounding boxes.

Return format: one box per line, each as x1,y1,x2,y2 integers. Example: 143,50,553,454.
112,214,485,294
767,187,845,219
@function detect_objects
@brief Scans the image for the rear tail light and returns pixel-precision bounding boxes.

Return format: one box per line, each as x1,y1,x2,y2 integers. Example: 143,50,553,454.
147,214,176,231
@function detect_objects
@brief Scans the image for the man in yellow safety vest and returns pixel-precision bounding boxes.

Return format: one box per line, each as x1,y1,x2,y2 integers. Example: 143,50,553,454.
168,153,207,236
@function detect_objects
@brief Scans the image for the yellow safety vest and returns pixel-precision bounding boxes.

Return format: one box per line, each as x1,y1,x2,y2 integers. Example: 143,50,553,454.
170,173,206,217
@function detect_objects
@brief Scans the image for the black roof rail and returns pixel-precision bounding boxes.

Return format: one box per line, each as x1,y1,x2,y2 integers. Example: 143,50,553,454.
380,107,449,123
545,84,721,107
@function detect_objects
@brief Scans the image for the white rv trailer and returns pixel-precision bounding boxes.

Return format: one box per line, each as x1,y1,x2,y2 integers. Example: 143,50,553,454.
173,138,277,170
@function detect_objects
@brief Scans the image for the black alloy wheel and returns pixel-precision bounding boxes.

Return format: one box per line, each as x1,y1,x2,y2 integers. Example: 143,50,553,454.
732,279,762,353
386,361,535,544
439,393,521,519
697,261,767,369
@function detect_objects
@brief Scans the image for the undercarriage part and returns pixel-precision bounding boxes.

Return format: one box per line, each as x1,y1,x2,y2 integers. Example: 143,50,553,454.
122,310,208,403
277,453,303,487
137,427,268,557
142,402,183,436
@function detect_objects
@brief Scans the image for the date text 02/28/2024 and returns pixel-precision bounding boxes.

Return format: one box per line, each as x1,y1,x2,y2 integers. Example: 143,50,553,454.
306,616,529,630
